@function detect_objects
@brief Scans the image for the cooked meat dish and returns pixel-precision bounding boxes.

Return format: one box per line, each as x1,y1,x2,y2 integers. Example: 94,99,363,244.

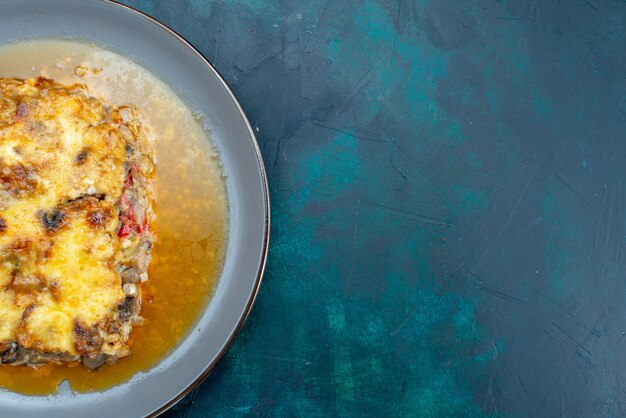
0,77,155,370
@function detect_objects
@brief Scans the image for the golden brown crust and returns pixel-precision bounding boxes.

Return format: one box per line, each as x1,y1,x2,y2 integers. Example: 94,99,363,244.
72,320,103,357
0,77,155,369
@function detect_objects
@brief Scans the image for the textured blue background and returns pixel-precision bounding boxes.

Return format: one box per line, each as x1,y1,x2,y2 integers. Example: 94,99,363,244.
120,1,626,416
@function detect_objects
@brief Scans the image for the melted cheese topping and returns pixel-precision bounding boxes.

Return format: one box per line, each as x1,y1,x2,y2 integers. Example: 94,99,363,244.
0,78,128,356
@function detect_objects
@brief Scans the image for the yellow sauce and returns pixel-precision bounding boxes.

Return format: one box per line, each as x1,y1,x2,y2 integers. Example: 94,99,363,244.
0,39,228,394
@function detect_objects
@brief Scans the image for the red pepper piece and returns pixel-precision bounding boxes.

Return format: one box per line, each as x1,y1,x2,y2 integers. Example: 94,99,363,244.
123,169,133,191
136,215,148,234
118,224,132,238
119,194,136,223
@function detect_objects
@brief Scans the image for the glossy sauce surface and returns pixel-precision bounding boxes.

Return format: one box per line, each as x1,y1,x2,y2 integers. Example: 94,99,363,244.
0,40,228,394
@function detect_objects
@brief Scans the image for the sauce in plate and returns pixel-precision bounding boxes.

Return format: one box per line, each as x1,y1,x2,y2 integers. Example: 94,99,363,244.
0,39,228,394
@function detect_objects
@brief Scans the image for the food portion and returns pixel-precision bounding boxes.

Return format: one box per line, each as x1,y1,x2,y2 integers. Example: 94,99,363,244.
0,77,155,369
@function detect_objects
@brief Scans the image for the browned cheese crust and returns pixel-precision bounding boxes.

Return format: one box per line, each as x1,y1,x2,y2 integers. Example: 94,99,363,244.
0,78,155,369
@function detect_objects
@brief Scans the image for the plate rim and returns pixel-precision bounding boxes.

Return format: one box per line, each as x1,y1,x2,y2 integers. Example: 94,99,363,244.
95,1,271,416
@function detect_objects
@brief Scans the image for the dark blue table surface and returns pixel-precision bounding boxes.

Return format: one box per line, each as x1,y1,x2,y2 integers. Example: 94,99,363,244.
121,1,626,416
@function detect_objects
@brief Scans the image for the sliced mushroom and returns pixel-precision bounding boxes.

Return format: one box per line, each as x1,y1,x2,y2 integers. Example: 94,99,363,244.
120,266,140,284
122,283,137,297
117,297,134,320
1,342,26,365
39,209,65,232
130,295,141,317
82,354,111,370
31,351,79,365
131,241,152,273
